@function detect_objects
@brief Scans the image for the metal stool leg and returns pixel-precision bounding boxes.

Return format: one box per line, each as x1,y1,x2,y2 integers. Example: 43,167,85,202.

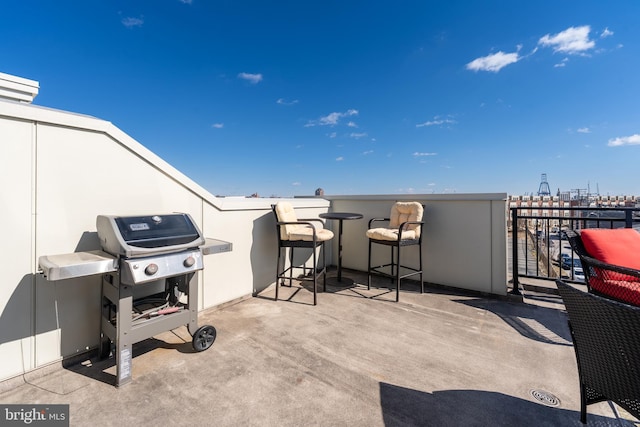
390,246,395,284
367,239,372,290
322,242,327,293
312,244,317,306
395,245,401,302
419,242,424,294
288,247,294,286
275,247,281,301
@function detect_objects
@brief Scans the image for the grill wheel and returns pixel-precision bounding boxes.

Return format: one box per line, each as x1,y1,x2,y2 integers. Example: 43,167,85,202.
192,325,217,352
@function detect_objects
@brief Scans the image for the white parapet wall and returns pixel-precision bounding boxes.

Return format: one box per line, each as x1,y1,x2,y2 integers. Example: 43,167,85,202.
323,195,508,296
0,79,508,383
0,96,331,382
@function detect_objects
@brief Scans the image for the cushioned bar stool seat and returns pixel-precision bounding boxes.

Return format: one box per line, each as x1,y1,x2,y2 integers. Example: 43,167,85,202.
272,202,334,305
366,201,424,302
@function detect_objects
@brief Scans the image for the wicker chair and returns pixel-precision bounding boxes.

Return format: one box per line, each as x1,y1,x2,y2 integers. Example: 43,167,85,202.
272,202,334,306
556,280,640,423
565,229,640,306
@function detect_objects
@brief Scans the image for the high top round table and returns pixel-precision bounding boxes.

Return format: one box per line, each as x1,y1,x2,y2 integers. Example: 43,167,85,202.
319,212,363,284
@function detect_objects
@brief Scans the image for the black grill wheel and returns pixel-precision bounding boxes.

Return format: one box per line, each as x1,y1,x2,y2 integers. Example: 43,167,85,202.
192,325,217,352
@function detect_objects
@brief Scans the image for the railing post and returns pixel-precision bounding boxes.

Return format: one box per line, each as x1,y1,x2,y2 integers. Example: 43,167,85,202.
511,208,521,295
626,209,633,228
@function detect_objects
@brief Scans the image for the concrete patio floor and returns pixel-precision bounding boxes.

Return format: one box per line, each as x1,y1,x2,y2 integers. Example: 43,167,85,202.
1,271,637,426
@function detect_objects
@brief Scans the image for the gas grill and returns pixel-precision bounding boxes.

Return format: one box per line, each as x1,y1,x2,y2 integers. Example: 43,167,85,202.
97,213,206,284
39,213,232,387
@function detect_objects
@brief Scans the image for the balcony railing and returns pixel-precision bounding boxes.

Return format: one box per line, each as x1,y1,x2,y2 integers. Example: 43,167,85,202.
509,206,640,294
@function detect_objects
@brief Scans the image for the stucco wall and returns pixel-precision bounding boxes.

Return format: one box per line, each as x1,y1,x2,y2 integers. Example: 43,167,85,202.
0,112,34,381
0,100,331,382
324,195,508,295
0,98,507,383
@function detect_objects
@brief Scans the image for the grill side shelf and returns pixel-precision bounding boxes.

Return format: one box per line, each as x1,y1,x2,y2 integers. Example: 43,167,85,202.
201,238,232,255
39,250,118,281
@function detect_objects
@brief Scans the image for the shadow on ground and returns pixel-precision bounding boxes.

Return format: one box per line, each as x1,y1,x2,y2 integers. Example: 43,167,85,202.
379,382,623,426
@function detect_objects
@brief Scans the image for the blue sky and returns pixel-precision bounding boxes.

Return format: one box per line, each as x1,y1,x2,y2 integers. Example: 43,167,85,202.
2,1,639,197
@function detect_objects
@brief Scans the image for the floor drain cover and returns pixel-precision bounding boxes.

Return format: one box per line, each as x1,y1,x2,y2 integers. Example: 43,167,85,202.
530,389,560,407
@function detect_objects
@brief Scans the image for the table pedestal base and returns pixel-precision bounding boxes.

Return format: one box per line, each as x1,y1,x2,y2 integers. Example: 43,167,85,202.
326,276,356,287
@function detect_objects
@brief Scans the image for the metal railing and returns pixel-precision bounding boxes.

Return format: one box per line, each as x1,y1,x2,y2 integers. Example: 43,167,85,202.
510,206,640,295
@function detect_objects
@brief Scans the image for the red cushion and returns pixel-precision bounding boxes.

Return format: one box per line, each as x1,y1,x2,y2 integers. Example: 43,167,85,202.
590,277,640,306
581,229,640,271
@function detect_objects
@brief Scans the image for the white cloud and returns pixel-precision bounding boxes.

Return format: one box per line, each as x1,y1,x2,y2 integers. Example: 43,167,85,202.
122,17,144,28
554,57,569,68
277,98,298,106
212,123,224,129
416,116,456,127
305,109,358,127
363,150,374,155
238,72,263,84
292,182,301,186
538,26,595,55
321,113,343,125
608,134,640,147
466,51,520,72
179,0,193,4
328,132,337,138
413,152,437,157
347,121,357,128
577,127,591,133
350,132,367,139
336,156,344,161
601,27,614,38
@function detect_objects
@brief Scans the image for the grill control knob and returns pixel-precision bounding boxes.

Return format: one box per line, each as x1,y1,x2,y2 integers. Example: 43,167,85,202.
145,263,159,276
184,256,196,268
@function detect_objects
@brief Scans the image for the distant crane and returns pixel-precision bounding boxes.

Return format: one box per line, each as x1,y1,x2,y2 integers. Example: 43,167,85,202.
537,173,551,196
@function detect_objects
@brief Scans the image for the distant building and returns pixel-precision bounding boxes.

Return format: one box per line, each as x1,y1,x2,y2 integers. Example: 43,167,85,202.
506,193,639,231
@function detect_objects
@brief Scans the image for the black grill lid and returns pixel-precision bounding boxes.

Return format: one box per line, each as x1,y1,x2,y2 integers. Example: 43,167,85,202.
97,213,205,257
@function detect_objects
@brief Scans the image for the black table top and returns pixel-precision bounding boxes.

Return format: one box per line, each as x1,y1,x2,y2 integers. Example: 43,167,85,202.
319,212,363,220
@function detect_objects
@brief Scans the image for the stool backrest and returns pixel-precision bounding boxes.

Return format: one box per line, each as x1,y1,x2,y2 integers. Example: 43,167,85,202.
274,201,299,241
389,202,423,238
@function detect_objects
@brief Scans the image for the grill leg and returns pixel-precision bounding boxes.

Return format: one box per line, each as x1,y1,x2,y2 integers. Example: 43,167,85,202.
115,284,133,387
